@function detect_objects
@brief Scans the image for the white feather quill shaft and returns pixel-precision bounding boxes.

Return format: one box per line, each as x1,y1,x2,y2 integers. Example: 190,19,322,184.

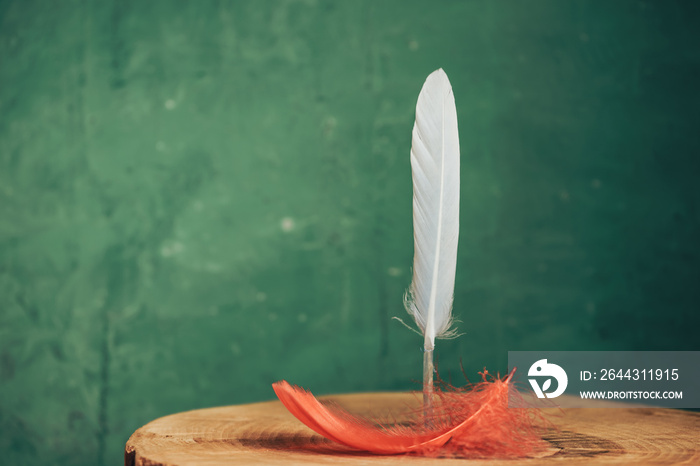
405,69,460,352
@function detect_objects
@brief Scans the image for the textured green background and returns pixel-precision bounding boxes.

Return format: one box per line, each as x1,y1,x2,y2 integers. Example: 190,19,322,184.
1,0,698,464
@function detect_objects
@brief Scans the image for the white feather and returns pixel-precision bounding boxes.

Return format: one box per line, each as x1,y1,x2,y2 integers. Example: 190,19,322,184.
404,69,460,352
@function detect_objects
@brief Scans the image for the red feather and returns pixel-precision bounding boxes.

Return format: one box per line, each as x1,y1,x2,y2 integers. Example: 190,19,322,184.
273,370,547,458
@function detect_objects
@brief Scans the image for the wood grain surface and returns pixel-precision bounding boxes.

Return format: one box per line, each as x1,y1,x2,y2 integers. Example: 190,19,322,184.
125,393,699,465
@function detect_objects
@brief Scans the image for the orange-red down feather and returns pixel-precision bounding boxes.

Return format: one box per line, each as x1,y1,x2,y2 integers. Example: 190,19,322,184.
273,371,547,458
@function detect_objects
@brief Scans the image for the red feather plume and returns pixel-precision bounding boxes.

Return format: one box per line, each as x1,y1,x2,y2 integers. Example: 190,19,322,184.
273,370,547,458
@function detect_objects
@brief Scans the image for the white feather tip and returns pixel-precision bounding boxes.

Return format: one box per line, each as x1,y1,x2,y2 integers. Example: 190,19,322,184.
404,69,460,351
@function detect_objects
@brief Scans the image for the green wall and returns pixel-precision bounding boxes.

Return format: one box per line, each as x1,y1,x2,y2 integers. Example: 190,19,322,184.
1,1,698,464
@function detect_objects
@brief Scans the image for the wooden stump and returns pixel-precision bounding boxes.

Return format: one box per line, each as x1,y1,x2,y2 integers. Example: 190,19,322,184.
125,393,699,465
